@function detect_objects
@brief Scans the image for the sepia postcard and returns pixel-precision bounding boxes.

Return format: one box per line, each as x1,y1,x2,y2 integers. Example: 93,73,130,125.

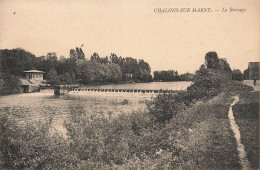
0,0,259,169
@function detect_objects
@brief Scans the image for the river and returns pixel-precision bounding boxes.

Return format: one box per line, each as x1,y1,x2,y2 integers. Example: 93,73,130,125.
80,81,192,90
0,81,191,137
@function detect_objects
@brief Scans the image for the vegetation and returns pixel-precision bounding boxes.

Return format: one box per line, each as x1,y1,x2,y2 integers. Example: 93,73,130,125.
232,69,243,81
0,73,22,95
232,85,259,169
0,51,258,169
0,48,152,95
153,70,194,81
0,83,249,169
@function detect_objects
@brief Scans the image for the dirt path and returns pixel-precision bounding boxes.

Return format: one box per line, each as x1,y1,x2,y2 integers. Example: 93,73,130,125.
228,95,250,170
243,80,260,91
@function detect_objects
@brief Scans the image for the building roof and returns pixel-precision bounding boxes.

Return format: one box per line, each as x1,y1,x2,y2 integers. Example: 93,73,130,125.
248,62,260,69
24,70,45,73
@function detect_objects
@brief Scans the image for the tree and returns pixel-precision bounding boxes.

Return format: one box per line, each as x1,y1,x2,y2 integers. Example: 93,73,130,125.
76,47,85,60
70,47,85,60
0,73,22,95
232,69,243,81
91,52,101,62
147,93,186,124
59,72,74,84
47,69,60,86
219,58,232,72
0,48,37,76
75,60,95,84
70,49,78,60
138,59,151,81
152,70,179,81
205,51,220,69
243,68,249,80
108,63,122,82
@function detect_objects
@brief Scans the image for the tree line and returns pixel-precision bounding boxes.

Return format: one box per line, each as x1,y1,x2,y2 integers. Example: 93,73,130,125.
0,48,152,94
153,70,194,81
0,48,249,95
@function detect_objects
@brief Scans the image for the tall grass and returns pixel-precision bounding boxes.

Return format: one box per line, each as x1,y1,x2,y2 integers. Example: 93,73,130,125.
0,68,255,169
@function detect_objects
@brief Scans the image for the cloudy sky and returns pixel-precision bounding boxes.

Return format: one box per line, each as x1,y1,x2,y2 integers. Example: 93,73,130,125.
0,0,259,73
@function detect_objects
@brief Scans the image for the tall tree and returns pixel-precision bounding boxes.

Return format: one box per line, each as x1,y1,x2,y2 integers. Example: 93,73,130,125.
205,51,220,69
46,69,60,85
232,69,243,81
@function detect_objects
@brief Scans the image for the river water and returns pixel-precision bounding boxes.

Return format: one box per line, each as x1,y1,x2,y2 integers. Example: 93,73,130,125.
81,81,192,90
0,81,191,137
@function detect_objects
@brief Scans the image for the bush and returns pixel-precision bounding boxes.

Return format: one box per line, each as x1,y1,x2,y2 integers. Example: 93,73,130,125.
147,62,231,125
186,65,229,101
147,93,186,124
0,73,22,95
0,114,80,169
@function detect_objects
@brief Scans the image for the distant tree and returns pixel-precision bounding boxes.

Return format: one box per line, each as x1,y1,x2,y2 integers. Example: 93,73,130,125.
90,52,101,62
243,68,249,80
108,63,122,82
70,49,78,60
205,51,220,69
232,69,243,81
59,72,74,84
0,73,22,95
70,47,85,60
219,58,232,72
153,71,159,81
76,47,85,60
46,69,60,85
138,59,151,81
46,52,57,61
179,73,195,81
1,48,151,87
76,60,94,84
59,56,66,62
0,48,37,76
44,52,58,71
153,70,179,81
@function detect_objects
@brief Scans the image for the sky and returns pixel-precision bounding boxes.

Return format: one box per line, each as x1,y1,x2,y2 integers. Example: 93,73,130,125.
0,0,259,74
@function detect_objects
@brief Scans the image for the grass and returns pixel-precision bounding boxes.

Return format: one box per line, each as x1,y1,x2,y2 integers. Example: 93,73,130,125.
166,93,241,169
0,81,258,169
232,89,259,169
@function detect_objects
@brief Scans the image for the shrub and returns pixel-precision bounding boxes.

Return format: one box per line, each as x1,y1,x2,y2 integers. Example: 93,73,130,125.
147,93,186,124
0,114,80,169
186,65,229,101
0,73,22,95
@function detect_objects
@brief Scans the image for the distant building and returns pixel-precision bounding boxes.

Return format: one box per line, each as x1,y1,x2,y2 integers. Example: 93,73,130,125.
24,70,44,80
248,62,260,80
20,70,45,93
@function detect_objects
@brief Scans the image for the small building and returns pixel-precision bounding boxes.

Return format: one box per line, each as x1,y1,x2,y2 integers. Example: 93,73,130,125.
248,62,260,80
24,70,44,80
20,70,45,93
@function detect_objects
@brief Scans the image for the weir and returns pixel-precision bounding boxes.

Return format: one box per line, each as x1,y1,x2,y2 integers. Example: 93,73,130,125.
53,85,178,95
70,88,176,94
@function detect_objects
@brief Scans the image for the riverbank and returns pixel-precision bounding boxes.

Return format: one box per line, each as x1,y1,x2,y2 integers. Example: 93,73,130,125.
0,81,258,169
116,81,257,169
